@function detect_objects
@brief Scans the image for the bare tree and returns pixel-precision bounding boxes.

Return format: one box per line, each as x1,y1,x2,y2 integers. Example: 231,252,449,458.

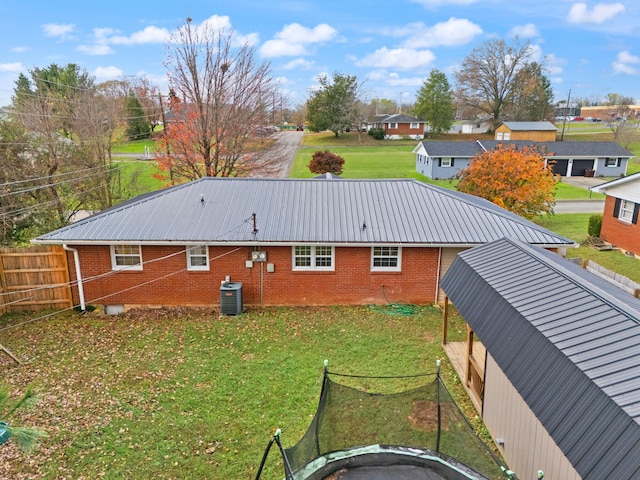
160,17,278,181
454,38,537,130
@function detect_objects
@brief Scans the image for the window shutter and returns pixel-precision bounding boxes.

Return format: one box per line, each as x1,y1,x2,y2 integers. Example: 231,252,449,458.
451,159,455,166
438,158,442,167
633,203,639,225
613,198,621,218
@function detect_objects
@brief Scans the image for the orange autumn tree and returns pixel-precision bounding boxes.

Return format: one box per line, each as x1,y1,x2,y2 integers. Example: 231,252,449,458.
456,144,557,219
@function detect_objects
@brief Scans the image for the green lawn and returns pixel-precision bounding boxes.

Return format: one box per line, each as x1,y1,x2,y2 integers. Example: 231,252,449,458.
0,305,486,479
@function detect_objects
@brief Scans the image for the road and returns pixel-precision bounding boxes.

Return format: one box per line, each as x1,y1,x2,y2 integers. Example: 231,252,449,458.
554,200,605,214
273,130,304,177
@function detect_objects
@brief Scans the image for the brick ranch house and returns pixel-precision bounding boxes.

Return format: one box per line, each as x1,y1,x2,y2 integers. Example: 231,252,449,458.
32,177,574,312
369,113,425,139
591,172,640,256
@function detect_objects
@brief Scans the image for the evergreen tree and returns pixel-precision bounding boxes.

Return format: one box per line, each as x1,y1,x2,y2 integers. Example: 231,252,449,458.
414,69,455,134
124,92,150,140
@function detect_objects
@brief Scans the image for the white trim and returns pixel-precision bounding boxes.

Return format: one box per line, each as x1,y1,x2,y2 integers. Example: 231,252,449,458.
292,245,335,271
111,244,143,270
187,245,209,271
388,122,398,129
371,246,402,272
441,158,452,167
620,199,634,223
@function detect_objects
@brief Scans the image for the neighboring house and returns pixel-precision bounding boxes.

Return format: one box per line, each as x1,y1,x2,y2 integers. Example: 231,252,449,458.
370,113,425,139
591,173,640,256
32,177,573,312
441,237,640,480
494,121,557,142
460,119,493,134
580,105,640,122
414,140,633,179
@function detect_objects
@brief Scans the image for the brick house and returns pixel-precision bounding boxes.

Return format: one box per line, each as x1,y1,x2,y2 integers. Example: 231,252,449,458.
370,113,425,139
32,177,573,312
591,173,640,256
494,121,557,142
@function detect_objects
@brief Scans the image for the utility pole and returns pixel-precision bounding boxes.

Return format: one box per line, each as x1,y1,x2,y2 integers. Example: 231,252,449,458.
560,89,571,142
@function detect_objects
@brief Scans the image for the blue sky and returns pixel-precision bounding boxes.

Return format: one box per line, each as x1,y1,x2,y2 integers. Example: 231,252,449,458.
0,0,639,108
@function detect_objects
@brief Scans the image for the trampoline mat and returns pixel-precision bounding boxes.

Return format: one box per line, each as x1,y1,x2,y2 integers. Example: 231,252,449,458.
321,465,459,479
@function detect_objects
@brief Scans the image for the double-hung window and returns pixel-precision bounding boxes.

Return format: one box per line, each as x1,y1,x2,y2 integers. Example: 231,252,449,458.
620,200,635,223
605,158,619,167
111,244,142,270
293,246,334,271
371,246,401,272
187,245,209,270
388,122,398,129
410,122,419,129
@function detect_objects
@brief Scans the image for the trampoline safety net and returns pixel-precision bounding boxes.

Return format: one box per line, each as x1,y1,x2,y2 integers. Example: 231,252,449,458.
256,368,512,480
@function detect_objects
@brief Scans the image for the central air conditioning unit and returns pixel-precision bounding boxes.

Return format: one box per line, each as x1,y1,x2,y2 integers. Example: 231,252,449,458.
251,251,267,262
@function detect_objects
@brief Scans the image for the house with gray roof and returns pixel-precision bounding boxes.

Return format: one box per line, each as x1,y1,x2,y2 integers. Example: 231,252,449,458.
370,113,425,139
441,237,640,480
414,140,633,179
32,177,573,312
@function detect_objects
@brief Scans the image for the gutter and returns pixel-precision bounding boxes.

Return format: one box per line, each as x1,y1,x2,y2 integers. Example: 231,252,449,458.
63,245,85,311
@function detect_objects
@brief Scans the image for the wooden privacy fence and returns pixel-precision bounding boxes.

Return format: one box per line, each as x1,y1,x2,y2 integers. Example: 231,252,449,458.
0,246,73,314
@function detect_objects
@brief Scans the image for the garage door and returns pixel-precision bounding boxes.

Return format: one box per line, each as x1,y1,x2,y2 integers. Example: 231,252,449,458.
571,160,594,176
551,159,569,176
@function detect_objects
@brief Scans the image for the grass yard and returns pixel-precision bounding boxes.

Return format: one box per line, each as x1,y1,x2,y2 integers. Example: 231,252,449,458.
535,213,640,284
0,305,480,480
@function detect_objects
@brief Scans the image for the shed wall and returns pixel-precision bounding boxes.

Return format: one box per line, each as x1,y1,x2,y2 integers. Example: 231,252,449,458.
483,354,582,480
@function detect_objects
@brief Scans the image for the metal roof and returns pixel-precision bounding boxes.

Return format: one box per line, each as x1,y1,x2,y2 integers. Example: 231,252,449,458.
33,178,573,247
441,237,640,479
499,121,557,131
417,140,633,159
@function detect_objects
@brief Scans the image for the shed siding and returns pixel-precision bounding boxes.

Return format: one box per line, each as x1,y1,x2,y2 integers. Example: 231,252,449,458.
437,247,467,302
67,244,440,308
483,354,581,480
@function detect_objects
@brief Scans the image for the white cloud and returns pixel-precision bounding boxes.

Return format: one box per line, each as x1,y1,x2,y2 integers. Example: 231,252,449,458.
42,23,76,39
613,50,640,75
77,44,114,55
93,66,124,80
110,26,171,45
11,46,30,53
0,62,23,73
356,47,436,70
390,18,482,48
545,53,564,76
567,2,625,24
260,23,338,57
385,75,426,87
509,23,539,38
282,58,315,70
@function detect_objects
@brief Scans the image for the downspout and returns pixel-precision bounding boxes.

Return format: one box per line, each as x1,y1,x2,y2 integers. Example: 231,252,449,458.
63,245,85,311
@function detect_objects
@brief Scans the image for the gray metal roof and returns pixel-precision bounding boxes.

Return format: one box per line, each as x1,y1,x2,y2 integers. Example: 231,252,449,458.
418,140,634,159
441,237,640,479
500,121,557,131
33,178,573,247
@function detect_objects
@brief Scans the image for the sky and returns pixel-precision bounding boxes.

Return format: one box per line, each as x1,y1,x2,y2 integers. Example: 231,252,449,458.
0,0,639,109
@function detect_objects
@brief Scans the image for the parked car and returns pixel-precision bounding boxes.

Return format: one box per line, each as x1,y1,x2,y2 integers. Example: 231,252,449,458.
573,116,584,122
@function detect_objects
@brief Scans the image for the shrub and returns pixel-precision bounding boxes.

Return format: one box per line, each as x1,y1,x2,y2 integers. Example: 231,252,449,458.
368,128,385,140
308,150,345,175
588,214,603,237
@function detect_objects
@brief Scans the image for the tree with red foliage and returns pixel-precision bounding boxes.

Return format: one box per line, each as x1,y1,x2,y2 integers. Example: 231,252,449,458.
456,144,557,219
308,150,345,175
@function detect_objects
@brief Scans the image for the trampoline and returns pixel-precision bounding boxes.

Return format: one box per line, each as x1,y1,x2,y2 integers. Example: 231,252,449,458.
256,362,512,480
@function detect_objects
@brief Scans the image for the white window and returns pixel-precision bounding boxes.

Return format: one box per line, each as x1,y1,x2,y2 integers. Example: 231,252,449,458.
496,132,503,140
410,122,419,129
620,200,635,223
293,246,334,271
111,244,142,270
388,122,398,129
503,132,511,140
605,158,619,167
441,158,452,167
187,245,209,271
371,246,401,272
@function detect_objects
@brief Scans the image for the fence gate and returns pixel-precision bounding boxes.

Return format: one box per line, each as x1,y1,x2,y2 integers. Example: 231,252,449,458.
0,246,73,314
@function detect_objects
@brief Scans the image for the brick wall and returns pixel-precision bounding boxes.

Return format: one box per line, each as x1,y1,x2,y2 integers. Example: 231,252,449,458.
67,244,440,309
600,196,640,256
386,123,423,136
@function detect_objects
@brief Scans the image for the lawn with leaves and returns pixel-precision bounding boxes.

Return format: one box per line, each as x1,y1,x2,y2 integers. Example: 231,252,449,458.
0,305,476,480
